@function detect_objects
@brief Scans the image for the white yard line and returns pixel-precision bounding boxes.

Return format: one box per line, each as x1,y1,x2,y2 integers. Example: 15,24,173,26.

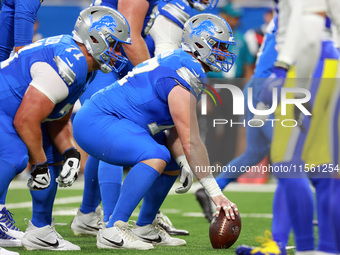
9,180,278,193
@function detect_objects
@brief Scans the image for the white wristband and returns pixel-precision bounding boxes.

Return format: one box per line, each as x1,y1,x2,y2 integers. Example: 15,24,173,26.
199,174,223,198
176,155,188,169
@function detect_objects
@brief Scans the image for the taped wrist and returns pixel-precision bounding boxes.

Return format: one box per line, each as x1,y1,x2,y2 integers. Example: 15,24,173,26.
199,174,223,198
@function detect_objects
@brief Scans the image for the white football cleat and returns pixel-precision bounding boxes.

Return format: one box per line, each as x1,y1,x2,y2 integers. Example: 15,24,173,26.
0,225,21,248
97,221,153,250
0,208,24,240
156,211,189,236
0,247,19,255
21,219,80,250
71,206,104,236
132,220,186,246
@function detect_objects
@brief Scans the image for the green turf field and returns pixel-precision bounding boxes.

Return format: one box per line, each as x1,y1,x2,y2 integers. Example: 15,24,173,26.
5,182,296,255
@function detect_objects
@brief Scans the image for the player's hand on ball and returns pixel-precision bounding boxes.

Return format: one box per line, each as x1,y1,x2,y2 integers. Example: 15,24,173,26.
27,162,51,190
56,148,81,188
212,195,238,220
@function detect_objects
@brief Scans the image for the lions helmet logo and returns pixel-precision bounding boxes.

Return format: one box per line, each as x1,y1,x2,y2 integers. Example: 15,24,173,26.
189,20,216,38
88,15,117,33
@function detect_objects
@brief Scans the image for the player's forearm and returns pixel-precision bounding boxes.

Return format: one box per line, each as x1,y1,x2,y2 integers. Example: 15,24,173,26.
14,120,46,165
122,37,150,66
165,128,185,159
182,135,211,180
46,119,77,155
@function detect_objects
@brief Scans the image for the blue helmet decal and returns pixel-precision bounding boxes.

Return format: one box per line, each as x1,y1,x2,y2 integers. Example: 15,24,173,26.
88,15,117,33
189,20,216,38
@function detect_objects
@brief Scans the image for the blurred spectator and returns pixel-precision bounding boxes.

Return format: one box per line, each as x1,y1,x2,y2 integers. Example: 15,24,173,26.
33,19,43,42
208,2,254,80
244,7,273,62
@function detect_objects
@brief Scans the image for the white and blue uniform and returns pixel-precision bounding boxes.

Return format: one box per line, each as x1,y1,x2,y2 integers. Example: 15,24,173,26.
157,0,196,29
150,0,217,56
0,34,96,229
79,0,160,223
217,15,340,254
0,35,95,170
74,49,205,165
73,49,205,226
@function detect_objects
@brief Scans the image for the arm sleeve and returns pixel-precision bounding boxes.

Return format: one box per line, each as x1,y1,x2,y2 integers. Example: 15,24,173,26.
30,62,69,104
14,0,41,46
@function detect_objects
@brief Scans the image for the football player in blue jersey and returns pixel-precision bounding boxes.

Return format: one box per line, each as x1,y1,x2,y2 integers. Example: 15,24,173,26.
195,15,278,223
73,13,239,250
0,5,131,250
0,0,43,251
150,0,218,56
72,0,190,237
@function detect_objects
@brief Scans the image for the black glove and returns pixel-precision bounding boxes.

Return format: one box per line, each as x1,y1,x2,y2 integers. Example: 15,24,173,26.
27,162,51,190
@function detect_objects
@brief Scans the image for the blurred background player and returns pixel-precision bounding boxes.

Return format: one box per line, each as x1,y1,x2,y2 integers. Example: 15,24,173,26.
196,2,340,254
150,0,218,56
73,13,238,250
0,5,132,251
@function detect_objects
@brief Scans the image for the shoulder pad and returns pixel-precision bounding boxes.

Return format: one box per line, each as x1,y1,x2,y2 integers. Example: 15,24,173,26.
53,56,76,86
176,66,204,98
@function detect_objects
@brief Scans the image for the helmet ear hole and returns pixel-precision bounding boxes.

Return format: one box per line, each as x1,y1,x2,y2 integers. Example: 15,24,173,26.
90,36,99,44
195,42,204,49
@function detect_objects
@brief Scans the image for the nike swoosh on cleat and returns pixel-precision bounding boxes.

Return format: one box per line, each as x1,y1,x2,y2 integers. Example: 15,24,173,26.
83,223,100,231
140,235,162,243
102,237,124,247
36,237,59,248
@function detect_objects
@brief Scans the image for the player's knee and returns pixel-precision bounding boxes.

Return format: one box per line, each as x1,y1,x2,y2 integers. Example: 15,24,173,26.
163,169,180,176
3,146,29,174
139,144,171,163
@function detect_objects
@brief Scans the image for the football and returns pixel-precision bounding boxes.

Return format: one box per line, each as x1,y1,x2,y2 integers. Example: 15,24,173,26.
209,210,241,249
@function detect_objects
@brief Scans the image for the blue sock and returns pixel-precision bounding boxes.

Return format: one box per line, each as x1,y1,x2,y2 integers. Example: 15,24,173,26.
330,178,340,252
272,183,290,254
98,160,123,222
137,173,177,226
80,155,101,214
310,177,338,253
278,177,314,251
107,163,160,227
0,159,17,202
30,165,59,227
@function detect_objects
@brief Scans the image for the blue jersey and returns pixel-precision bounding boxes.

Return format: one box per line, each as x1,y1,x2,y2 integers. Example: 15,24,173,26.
0,34,96,121
0,0,43,60
92,0,159,37
158,0,196,28
90,49,206,134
